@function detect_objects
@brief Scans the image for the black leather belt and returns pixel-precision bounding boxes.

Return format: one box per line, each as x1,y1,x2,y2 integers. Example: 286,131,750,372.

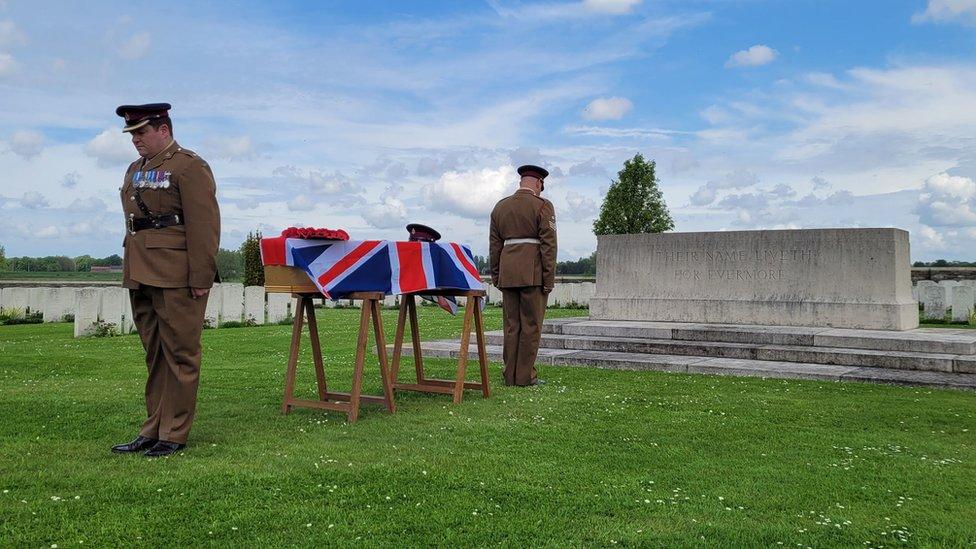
127,213,183,235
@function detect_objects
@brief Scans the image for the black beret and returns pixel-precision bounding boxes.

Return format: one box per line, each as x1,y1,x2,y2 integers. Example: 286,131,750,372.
517,164,549,179
116,103,171,132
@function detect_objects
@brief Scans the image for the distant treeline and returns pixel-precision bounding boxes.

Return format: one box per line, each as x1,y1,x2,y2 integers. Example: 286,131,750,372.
913,260,976,267
471,252,596,276
0,244,244,279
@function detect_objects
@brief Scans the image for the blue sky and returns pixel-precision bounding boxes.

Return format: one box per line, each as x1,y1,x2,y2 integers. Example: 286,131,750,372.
2,0,976,261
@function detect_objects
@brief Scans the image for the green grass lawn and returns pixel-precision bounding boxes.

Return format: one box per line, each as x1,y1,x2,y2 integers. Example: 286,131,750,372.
1,308,974,547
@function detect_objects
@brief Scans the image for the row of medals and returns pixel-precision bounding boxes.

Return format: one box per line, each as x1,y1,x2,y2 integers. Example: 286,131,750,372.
131,170,172,190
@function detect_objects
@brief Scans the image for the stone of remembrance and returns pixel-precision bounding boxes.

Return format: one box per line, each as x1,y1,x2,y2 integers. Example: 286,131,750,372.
589,228,917,331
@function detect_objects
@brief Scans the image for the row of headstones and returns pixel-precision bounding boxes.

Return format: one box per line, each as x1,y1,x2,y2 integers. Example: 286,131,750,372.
1,282,600,337
483,281,596,307
914,280,976,321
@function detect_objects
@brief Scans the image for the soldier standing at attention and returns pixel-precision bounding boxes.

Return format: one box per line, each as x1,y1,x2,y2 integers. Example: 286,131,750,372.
111,103,220,457
489,165,557,387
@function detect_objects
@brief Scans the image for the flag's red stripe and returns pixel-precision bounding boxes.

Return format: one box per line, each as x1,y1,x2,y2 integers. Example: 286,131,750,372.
317,240,382,288
396,242,427,293
260,237,288,266
451,243,480,280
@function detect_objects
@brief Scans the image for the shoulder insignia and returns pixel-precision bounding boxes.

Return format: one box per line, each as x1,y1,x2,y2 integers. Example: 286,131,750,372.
174,147,198,158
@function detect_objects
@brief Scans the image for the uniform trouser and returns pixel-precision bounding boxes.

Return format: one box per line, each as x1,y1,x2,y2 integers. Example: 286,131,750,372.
129,285,208,445
501,286,548,386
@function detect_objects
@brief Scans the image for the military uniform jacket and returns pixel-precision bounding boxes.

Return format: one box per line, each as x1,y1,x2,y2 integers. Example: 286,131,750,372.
120,141,220,289
489,188,557,290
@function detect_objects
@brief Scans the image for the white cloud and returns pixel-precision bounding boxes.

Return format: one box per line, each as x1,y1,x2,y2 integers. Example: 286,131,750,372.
21,191,48,209
309,170,362,195
583,0,642,15
204,135,256,160
66,197,109,213
568,157,608,178
912,0,976,24
0,20,26,47
62,171,81,188
119,32,150,60
582,97,633,120
84,129,135,168
36,225,61,238
287,194,315,211
688,170,759,206
362,195,407,229
8,130,43,159
565,190,599,221
915,172,976,227
423,165,516,219
0,52,13,76
725,45,778,68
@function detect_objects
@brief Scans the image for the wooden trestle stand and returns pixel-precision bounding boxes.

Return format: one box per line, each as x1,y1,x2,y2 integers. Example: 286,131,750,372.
265,266,395,422
390,289,490,404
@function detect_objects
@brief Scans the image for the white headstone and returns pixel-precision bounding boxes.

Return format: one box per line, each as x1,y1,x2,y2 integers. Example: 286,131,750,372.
952,285,974,322
74,288,101,337
959,280,976,306
204,283,221,328
219,283,244,324
100,287,126,334
267,292,290,323
383,294,397,308
1,287,28,318
580,281,596,307
920,284,947,321
938,280,959,306
911,284,918,302
244,286,265,324
59,288,78,321
27,287,46,315
486,283,503,306
121,289,136,334
41,287,63,322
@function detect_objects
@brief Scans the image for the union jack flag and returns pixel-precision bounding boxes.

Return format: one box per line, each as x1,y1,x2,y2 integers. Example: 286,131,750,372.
261,238,484,313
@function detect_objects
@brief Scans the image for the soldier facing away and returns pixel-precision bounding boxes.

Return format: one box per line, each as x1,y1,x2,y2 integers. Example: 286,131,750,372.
489,165,557,386
111,103,220,457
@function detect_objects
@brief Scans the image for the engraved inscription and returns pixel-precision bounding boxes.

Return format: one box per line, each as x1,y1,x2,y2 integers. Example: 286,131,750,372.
663,249,818,281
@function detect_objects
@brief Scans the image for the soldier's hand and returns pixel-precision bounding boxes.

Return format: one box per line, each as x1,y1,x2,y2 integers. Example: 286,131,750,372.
190,288,210,299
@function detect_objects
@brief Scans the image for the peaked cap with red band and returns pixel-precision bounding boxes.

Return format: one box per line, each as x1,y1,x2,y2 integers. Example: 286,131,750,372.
116,103,171,133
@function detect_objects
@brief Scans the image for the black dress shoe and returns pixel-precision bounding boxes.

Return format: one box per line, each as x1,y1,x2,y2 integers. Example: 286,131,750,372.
144,440,185,457
529,379,546,386
111,436,158,453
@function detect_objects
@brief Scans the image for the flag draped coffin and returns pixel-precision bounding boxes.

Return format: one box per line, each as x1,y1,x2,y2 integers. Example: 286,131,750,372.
261,238,484,301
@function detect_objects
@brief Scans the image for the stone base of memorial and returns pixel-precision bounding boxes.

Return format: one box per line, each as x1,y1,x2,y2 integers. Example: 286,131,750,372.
590,228,918,331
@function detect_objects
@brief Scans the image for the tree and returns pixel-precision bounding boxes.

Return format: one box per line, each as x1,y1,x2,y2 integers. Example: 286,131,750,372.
241,231,264,287
55,256,76,272
74,255,93,272
556,252,596,276
216,248,243,281
0,245,6,271
593,153,674,236
472,254,489,274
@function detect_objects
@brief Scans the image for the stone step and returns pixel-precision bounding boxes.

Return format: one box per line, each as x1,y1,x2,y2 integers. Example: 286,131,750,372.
485,332,968,373
541,318,976,355
405,341,976,390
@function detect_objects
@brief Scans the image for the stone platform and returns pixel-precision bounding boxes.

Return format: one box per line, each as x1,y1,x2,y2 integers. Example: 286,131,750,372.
406,317,976,390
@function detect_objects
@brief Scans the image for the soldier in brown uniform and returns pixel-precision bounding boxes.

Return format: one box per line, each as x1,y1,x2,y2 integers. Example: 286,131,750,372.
489,165,557,386
110,103,220,457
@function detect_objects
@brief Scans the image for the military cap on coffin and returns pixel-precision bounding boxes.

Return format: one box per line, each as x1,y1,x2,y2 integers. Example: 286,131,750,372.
406,223,441,242
116,103,171,132
517,164,549,180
